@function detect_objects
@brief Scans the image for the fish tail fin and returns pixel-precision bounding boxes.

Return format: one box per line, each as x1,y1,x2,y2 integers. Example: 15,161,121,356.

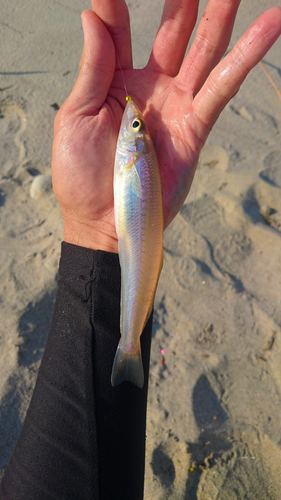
111,342,144,388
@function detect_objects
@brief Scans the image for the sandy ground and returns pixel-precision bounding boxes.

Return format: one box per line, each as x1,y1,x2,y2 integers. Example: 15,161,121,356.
1,0,281,498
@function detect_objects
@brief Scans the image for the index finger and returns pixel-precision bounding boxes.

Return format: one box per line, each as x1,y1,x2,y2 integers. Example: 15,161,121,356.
91,0,133,69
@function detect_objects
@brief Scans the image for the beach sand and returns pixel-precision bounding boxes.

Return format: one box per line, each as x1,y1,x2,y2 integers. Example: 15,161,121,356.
1,0,281,498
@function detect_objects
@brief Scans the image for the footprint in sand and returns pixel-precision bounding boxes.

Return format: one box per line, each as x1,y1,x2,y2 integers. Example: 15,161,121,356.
250,179,281,232
197,432,281,500
214,231,253,277
171,255,197,289
181,196,223,239
260,150,281,189
146,436,191,500
190,144,229,200
146,374,230,500
0,99,27,177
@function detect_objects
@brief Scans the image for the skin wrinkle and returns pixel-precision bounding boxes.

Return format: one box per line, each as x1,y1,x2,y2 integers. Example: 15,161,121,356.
63,214,117,252
160,90,206,157
231,41,252,67
208,71,232,100
80,60,114,79
56,119,107,166
160,14,194,36
160,0,197,35
193,103,213,138
193,31,226,57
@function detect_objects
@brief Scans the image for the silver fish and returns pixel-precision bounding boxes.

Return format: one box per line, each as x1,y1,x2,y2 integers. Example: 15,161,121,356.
111,98,163,388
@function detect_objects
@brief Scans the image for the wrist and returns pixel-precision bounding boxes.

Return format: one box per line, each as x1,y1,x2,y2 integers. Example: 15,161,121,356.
63,217,119,254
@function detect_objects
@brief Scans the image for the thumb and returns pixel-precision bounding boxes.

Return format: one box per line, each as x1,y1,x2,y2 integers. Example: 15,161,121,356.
65,10,116,116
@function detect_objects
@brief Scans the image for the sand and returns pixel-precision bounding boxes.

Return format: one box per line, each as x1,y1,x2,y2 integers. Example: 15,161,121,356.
1,0,281,498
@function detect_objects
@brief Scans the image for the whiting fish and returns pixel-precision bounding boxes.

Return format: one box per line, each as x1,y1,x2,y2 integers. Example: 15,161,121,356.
111,97,163,388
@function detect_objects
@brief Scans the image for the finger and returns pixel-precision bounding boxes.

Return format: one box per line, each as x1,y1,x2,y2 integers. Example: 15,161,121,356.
178,0,241,94
193,8,281,139
60,10,115,118
91,0,132,69
147,0,199,76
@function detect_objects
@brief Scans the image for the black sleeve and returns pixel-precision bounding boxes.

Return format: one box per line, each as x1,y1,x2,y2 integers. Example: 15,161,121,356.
0,242,152,500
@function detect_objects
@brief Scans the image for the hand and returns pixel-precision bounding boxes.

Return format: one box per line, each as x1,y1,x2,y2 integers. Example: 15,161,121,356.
51,0,281,253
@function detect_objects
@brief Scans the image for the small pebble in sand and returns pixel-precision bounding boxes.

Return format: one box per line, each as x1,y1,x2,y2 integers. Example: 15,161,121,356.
30,174,52,199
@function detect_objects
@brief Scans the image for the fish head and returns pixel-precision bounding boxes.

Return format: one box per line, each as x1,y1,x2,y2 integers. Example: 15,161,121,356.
117,100,150,154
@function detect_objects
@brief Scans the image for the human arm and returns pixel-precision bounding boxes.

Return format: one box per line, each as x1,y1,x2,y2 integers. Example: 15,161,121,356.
0,244,152,499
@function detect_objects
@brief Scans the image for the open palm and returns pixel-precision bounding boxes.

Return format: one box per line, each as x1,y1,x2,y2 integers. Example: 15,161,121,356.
51,0,281,253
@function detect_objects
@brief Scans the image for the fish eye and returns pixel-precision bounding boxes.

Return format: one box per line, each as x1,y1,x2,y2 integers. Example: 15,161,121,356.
132,118,142,132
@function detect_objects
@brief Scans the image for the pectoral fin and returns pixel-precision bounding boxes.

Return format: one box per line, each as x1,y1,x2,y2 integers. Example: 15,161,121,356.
124,158,142,198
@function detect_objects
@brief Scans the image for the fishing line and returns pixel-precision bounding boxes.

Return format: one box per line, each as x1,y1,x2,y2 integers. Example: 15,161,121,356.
116,53,130,102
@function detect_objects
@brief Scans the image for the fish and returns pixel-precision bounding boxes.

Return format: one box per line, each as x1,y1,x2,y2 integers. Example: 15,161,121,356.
111,97,164,388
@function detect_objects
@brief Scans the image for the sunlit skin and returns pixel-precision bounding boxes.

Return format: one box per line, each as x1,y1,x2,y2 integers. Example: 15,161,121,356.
51,0,281,254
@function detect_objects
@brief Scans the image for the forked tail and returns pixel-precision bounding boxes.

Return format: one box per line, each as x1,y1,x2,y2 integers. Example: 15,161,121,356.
111,342,144,388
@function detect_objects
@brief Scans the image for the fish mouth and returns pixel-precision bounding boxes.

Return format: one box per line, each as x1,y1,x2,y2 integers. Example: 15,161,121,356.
126,100,142,119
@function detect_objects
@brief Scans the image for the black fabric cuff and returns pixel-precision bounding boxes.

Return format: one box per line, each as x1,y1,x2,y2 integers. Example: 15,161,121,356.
0,243,152,500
